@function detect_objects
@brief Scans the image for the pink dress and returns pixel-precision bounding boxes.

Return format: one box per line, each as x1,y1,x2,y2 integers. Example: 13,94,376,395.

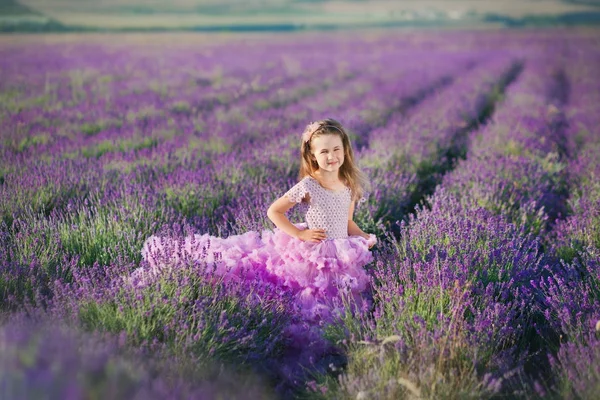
134,176,376,321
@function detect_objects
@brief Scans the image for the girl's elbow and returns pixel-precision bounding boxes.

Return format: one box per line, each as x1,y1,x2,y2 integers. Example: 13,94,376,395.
266,206,277,222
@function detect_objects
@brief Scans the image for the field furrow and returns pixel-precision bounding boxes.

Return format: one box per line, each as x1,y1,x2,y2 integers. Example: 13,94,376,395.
355,56,522,232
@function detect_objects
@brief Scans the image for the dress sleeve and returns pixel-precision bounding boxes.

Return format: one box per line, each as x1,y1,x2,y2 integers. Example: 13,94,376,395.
284,178,310,203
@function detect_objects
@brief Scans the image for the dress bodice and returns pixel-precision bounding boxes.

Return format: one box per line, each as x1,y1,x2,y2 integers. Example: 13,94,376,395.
284,176,352,239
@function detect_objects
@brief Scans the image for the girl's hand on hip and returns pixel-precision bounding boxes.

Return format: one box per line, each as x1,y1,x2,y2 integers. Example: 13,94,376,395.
366,233,377,249
297,228,327,243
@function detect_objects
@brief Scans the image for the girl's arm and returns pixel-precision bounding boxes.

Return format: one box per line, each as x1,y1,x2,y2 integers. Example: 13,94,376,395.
348,200,376,248
267,194,327,242
347,200,369,239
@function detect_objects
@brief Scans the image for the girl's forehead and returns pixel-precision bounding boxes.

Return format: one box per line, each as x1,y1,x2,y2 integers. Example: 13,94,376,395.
311,134,343,149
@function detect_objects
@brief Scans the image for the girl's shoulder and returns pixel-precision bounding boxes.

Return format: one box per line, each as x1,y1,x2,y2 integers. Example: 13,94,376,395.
297,175,323,189
285,176,313,203
303,175,318,185
303,175,328,191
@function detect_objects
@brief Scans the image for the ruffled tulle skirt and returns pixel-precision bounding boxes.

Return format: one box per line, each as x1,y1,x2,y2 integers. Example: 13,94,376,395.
132,223,374,322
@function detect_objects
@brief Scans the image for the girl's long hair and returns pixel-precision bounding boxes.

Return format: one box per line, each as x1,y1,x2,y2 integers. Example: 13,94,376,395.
299,118,368,202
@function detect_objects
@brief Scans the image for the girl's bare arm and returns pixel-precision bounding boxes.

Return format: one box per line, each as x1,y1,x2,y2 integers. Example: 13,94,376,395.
347,200,369,239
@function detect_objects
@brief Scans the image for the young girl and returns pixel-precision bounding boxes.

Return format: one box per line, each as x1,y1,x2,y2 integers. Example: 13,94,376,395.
135,118,376,321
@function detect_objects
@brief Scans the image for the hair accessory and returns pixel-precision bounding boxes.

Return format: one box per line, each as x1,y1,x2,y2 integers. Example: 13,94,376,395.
301,121,345,144
302,121,322,144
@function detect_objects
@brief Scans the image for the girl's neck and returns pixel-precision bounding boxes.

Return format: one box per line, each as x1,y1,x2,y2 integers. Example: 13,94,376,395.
315,170,342,184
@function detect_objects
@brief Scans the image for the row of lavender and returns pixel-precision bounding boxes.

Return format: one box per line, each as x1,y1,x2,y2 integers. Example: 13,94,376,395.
540,45,600,398
312,36,600,398
1,31,598,398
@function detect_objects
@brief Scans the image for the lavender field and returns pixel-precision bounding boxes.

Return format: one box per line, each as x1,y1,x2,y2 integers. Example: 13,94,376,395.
1,29,600,399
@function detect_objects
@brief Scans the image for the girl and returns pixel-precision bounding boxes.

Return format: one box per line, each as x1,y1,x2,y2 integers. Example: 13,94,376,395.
268,118,376,246
136,118,376,321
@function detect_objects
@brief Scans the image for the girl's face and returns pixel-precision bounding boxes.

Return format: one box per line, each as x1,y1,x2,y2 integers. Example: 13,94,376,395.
311,134,344,173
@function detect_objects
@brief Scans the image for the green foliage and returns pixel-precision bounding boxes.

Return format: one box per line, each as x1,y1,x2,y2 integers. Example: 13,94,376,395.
78,272,290,366
170,100,191,115
10,191,171,277
0,271,36,312
352,207,385,239
126,105,164,123
555,245,580,265
59,196,168,268
0,163,13,187
450,152,568,237
253,99,272,110
80,122,104,136
163,184,225,220
8,220,63,277
183,136,230,155
1,173,89,230
316,325,495,400
316,255,499,399
80,137,158,158
81,140,116,158
16,134,50,152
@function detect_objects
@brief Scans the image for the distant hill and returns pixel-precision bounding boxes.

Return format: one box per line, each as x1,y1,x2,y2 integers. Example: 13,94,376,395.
563,0,600,6
3,0,600,32
0,0,38,15
0,0,72,32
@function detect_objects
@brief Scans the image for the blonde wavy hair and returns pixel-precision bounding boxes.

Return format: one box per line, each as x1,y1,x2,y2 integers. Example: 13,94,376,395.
299,118,368,202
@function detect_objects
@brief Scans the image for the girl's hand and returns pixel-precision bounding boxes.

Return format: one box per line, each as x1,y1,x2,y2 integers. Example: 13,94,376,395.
297,228,327,243
365,233,377,249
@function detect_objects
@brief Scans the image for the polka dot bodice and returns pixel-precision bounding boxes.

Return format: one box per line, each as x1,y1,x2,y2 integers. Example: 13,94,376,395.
284,176,352,239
